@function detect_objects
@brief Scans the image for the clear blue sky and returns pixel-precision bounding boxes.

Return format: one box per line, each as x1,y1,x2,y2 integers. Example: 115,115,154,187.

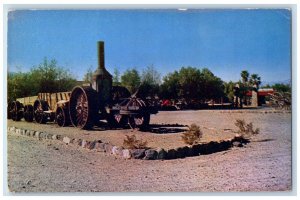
7,9,291,83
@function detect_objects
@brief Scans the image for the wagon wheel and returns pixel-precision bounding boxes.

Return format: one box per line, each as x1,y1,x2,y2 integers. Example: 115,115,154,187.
24,105,34,122
34,100,49,124
128,113,150,130
69,86,98,129
10,101,23,121
56,107,70,127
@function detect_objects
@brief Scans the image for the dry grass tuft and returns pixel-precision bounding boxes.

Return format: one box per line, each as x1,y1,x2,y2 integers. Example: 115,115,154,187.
123,135,148,149
181,123,203,145
235,119,260,139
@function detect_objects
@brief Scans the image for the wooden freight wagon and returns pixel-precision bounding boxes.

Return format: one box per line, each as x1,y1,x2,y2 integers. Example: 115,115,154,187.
9,92,71,126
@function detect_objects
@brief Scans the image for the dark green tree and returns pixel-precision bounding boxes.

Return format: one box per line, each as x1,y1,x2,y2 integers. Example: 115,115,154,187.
120,68,141,94
112,68,121,86
159,66,224,101
159,71,180,99
139,65,161,98
7,58,77,101
241,70,249,85
223,81,235,102
83,66,93,83
249,73,261,88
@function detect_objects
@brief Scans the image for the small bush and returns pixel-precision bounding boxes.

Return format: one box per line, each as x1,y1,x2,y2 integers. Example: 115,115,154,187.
123,135,148,149
181,123,203,145
235,119,260,138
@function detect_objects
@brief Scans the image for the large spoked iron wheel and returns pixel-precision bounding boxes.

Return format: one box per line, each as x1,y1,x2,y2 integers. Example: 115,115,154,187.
24,105,34,122
69,86,98,129
34,100,49,124
56,107,70,127
9,101,23,121
128,113,150,130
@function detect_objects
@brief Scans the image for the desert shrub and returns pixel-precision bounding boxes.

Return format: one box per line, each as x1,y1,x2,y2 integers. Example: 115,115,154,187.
234,119,260,138
181,123,203,145
123,135,148,149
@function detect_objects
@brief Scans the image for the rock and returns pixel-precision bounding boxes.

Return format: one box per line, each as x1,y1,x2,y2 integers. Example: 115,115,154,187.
112,146,124,156
74,139,83,146
144,149,158,160
94,142,105,151
25,130,31,136
81,140,87,148
56,135,63,141
104,143,113,154
30,130,35,137
84,141,91,149
218,140,231,151
87,140,97,150
175,147,185,158
206,141,219,154
157,148,167,160
21,129,26,135
122,149,131,159
130,149,146,159
15,129,21,134
232,141,243,147
39,132,48,139
34,131,41,138
52,134,58,140
191,144,202,156
186,146,195,157
46,133,53,139
10,127,16,132
166,149,177,159
63,136,71,145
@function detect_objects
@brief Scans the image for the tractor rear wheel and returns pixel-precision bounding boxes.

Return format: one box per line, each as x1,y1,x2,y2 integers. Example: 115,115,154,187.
69,86,98,129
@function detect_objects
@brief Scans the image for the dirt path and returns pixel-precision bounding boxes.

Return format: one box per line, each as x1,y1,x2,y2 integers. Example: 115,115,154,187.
6,110,292,192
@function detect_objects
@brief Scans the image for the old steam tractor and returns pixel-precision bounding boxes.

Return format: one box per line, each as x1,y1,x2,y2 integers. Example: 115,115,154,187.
8,41,158,130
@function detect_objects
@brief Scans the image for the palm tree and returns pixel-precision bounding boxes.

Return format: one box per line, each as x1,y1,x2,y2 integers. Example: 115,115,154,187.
241,70,249,85
249,74,261,89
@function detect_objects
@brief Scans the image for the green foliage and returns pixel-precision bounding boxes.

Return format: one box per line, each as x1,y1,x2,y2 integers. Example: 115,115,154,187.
262,83,291,93
123,135,148,149
223,81,235,102
120,68,141,94
159,71,180,99
234,119,260,139
7,58,77,101
83,66,93,83
241,70,249,84
138,65,161,98
113,68,121,86
159,67,224,101
181,124,203,145
249,73,261,88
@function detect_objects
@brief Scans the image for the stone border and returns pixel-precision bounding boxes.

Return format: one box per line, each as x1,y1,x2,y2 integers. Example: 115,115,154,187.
219,110,291,114
7,126,249,160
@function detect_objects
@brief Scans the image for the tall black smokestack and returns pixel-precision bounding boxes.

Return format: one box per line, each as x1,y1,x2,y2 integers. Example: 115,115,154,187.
98,41,105,70
92,41,112,104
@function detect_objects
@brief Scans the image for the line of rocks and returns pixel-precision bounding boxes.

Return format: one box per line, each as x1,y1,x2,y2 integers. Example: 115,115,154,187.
7,126,249,160
220,110,291,114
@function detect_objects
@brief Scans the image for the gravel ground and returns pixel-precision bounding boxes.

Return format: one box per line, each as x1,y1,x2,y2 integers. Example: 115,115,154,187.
6,109,292,193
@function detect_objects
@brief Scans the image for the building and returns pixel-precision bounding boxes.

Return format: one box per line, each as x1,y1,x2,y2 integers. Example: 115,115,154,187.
245,88,274,106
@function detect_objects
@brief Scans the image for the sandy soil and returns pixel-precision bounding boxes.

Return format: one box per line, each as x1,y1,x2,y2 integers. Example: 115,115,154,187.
6,109,292,193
